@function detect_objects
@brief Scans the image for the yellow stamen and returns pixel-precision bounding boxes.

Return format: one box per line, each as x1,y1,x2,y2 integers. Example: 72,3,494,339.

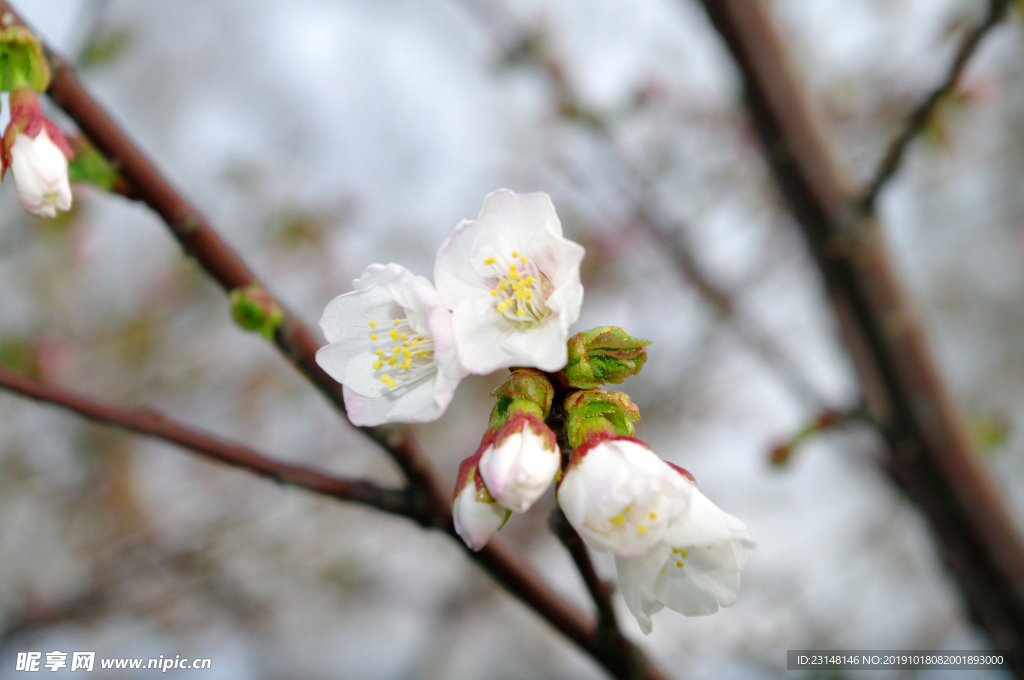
516,308,526,317
400,333,407,340
373,360,383,370
380,375,397,388
390,329,398,341
375,349,384,356
393,318,401,325
491,289,499,297
509,264,517,272
369,334,377,340
511,251,519,257
369,320,377,328
676,561,684,568
520,257,527,263
649,513,657,520
484,256,496,265
611,515,626,526
636,525,647,535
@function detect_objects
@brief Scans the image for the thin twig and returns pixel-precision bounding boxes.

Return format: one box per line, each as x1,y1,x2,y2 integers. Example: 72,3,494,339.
860,0,1013,212
0,368,413,516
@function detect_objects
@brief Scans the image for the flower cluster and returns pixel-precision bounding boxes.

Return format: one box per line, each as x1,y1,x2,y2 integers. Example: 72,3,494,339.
316,189,585,426
0,29,75,219
316,189,754,634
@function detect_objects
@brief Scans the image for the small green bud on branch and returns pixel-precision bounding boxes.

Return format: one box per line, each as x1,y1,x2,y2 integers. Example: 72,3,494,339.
559,326,649,390
489,368,554,428
230,284,283,340
0,27,49,92
564,388,640,449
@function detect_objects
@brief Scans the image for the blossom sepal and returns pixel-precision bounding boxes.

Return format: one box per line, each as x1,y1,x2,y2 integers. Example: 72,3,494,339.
478,413,560,513
559,326,649,389
564,389,640,449
434,189,585,374
0,27,50,92
452,450,511,551
488,368,555,428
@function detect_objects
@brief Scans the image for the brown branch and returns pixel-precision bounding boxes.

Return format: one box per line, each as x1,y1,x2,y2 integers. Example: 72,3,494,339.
861,0,1013,212
0,368,669,680
696,0,1024,671
0,1,446,510
0,368,413,516
0,6,675,678
469,532,668,680
549,509,621,632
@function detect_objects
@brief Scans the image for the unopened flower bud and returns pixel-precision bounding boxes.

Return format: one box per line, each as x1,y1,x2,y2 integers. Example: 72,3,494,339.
452,449,510,551
478,414,560,513
564,389,640,449
1,87,74,219
0,27,51,92
560,326,650,389
488,368,555,428
230,284,284,340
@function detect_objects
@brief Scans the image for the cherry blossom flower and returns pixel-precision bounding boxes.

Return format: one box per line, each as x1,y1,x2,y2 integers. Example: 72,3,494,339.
2,88,73,219
478,414,560,513
434,189,585,374
452,451,510,551
316,263,465,426
615,466,756,633
557,436,755,633
556,436,692,557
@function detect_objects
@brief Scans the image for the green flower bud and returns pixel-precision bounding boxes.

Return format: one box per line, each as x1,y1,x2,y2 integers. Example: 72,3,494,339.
230,284,283,340
67,135,121,193
564,389,640,449
560,326,649,389
0,27,50,92
488,368,555,428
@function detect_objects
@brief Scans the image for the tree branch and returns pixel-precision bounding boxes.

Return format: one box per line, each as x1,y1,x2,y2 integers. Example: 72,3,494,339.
0,0,447,510
861,0,1013,212
549,509,620,632
696,0,1024,670
0,368,413,516
0,367,669,680
0,6,674,678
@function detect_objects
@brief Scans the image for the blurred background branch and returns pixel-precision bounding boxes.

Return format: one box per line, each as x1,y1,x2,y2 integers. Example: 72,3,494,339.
697,0,1024,670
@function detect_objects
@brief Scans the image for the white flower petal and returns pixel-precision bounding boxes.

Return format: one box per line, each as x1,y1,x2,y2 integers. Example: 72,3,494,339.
478,420,560,513
452,480,510,552
316,263,466,425
556,439,691,558
9,130,73,219
435,189,584,375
